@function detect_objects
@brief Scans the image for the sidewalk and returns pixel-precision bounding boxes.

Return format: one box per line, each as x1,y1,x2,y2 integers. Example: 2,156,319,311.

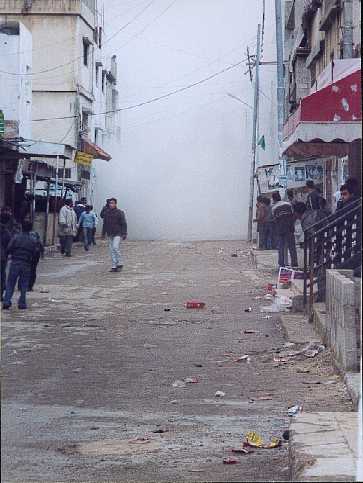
278,309,361,482
289,412,358,482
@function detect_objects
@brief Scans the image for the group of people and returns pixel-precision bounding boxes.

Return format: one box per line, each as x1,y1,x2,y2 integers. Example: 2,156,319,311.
1,207,44,310
57,197,128,272
255,177,360,269
1,196,128,310
58,198,98,257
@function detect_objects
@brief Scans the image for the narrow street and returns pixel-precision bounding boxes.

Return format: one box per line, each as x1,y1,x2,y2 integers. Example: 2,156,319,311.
1,241,352,482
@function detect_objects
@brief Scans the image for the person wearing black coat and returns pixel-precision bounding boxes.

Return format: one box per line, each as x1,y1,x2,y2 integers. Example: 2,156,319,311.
101,198,127,272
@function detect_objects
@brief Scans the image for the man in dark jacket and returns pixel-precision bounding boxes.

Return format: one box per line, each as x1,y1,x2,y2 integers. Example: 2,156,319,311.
305,180,321,210
101,198,127,272
3,220,39,309
272,191,298,268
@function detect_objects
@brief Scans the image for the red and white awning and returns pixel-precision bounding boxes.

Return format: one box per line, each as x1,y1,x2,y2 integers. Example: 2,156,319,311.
282,59,361,158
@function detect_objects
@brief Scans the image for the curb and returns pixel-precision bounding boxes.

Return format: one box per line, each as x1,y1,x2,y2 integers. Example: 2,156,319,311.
344,373,361,410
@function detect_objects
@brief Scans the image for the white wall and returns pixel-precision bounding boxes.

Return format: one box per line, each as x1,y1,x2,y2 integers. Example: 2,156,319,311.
32,91,77,146
0,21,32,139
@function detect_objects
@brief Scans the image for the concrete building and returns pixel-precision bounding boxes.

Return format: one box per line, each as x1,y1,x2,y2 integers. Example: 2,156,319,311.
0,0,119,203
282,0,362,208
0,20,32,208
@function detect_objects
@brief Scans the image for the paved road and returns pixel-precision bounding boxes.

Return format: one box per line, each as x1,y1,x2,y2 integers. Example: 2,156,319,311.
1,240,352,482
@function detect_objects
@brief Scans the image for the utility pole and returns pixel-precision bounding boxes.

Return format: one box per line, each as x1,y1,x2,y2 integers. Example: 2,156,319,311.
342,0,354,58
275,0,286,179
247,23,261,242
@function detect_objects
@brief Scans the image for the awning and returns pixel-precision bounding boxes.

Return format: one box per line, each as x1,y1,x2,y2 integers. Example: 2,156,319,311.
16,140,74,159
282,122,361,158
81,138,112,161
282,60,361,158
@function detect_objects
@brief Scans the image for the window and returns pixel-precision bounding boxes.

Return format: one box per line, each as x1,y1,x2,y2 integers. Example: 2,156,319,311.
83,38,90,66
95,62,102,87
98,27,102,48
81,169,91,180
81,111,89,133
102,70,106,93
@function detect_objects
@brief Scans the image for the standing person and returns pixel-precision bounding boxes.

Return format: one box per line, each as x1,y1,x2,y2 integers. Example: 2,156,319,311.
305,180,321,211
74,198,87,242
90,205,98,245
78,205,97,251
58,199,77,257
28,229,44,291
263,197,274,249
317,197,331,220
271,191,298,268
100,199,111,239
1,206,21,234
2,220,39,310
254,196,268,249
286,188,297,207
337,178,360,211
0,211,12,301
101,198,127,272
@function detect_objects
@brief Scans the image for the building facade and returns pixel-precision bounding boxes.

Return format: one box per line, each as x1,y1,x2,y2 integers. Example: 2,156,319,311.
0,0,119,203
0,21,32,209
283,0,362,209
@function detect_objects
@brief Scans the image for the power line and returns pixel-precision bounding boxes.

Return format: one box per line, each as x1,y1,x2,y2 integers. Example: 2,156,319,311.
103,0,156,44
0,0,156,77
32,57,248,122
113,0,178,50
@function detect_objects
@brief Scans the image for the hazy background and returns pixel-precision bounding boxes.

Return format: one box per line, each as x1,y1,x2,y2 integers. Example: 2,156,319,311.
94,0,278,240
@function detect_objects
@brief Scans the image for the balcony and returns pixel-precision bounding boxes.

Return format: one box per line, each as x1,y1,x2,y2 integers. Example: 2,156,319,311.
320,0,341,31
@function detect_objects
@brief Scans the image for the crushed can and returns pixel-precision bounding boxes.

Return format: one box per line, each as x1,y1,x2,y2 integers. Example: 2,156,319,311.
186,300,205,309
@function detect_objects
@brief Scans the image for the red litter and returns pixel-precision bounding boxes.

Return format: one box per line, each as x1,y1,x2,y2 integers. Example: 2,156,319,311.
186,300,205,309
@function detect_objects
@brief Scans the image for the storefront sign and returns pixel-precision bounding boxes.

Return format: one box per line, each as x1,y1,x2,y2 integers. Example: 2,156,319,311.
286,160,324,189
257,164,283,193
74,151,93,167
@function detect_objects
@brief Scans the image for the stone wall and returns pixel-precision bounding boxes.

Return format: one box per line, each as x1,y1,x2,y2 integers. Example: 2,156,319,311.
326,269,360,372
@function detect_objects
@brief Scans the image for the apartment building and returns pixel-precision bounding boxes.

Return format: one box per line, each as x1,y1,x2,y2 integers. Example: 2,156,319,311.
282,0,361,208
0,0,119,202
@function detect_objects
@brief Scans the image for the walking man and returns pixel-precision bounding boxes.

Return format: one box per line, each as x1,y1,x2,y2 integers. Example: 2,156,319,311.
28,229,44,291
101,198,127,272
271,191,298,268
2,220,39,310
78,205,97,251
58,199,77,257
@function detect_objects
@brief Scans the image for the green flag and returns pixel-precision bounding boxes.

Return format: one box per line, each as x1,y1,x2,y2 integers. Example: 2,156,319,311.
257,135,266,150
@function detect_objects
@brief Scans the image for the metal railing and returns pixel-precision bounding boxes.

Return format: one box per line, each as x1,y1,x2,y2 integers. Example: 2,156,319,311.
303,198,362,316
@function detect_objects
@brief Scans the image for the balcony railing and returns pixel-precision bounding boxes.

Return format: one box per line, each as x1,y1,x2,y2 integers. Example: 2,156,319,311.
303,198,362,318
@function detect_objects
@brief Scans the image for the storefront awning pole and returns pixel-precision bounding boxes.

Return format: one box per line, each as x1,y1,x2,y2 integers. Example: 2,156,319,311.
44,181,50,246
52,155,59,246
61,158,66,199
